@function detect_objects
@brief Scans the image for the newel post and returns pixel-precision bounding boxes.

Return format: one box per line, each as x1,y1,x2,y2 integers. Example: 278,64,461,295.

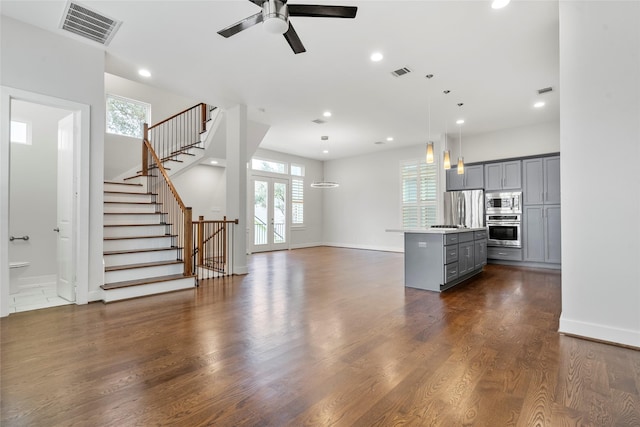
200,104,207,133
142,123,149,176
197,215,204,266
184,207,193,276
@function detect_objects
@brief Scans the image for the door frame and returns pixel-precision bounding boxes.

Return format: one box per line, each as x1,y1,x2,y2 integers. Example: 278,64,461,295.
0,86,90,316
250,175,290,253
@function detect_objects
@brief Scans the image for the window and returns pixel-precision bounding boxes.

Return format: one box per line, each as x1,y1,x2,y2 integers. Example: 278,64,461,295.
291,164,304,176
401,160,438,228
292,178,304,224
106,94,150,138
10,120,31,145
251,158,287,174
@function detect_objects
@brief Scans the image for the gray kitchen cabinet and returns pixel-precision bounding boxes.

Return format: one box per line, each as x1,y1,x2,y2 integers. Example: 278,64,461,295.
458,241,474,276
523,205,561,264
404,229,486,292
474,239,487,270
446,165,484,191
484,160,521,191
523,156,560,205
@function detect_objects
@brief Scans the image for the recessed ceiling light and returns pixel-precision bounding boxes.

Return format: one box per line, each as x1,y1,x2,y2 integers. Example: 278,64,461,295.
456,119,465,125
534,101,546,108
323,111,332,118
323,149,329,154
386,137,394,142
491,0,511,9
370,52,383,62
210,160,218,165
138,69,151,78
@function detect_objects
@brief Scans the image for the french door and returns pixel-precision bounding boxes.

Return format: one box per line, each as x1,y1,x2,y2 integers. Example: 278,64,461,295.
251,177,288,252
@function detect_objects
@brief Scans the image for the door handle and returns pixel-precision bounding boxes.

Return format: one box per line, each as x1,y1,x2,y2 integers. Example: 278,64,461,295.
53,227,60,232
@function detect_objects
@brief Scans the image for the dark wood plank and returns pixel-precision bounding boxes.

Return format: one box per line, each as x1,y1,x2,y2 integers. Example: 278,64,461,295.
1,247,639,426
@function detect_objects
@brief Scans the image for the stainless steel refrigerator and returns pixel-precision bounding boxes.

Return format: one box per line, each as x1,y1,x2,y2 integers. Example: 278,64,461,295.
443,190,485,228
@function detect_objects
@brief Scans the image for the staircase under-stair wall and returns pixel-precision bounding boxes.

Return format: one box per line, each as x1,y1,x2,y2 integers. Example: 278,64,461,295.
102,177,196,302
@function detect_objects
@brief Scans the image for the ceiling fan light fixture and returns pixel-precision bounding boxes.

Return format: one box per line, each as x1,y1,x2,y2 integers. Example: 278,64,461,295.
263,0,289,34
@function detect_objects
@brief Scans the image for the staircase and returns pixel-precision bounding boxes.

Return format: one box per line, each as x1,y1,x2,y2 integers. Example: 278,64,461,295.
102,178,196,302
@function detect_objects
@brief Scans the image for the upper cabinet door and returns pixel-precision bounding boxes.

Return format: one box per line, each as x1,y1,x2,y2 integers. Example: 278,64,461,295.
484,161,521,191
502,161,522,189
465,165,484,189
544,156,561,204
446,168,465,191
484,163,504,191
523,158,544,205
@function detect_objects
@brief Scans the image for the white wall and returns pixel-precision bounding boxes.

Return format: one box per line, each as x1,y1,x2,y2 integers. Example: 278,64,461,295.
252,148,324,248
9,101,69,280
172,164,226,220
558,2,640,347
323,144,442,252
104,73,198,180
1,16,106,303
451,120,560,164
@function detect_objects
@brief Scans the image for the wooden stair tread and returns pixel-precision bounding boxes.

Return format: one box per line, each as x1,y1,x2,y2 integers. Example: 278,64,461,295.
104,201,158,205
104,223,170,228
105,260,183,272
101,273,195,291
104,212,163,216
104,234,176,241
104,190,156,196
104,181,142,187
104,247,177,255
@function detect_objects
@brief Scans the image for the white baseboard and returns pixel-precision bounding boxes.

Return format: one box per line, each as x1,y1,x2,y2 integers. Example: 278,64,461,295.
322,242,403,253
559,315,640,348
289,242,323,250
87,290,103,302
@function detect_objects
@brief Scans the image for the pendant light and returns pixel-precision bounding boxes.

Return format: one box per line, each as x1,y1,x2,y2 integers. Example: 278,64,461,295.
425,74,434,164
457,123,465,175
443,124,451,170
311,135,340,188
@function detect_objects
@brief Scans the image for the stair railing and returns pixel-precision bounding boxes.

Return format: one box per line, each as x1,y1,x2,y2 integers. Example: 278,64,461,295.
192,216,238,282
143,138,192,276
141,103,214,175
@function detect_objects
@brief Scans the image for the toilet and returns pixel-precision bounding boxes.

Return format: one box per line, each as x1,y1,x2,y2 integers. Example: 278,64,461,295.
9,261,30,294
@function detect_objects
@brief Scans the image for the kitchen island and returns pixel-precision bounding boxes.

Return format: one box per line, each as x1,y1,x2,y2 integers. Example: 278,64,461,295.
401,228,488,292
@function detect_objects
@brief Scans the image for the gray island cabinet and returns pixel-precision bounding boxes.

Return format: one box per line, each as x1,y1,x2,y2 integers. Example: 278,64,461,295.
404,228,487,292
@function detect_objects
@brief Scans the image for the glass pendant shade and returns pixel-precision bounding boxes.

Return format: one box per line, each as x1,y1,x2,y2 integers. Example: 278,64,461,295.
443,150,451,169
426,142,434,164
457,157,465,174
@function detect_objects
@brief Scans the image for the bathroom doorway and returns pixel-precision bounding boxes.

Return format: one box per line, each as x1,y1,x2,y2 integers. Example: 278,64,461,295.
1,87,90,316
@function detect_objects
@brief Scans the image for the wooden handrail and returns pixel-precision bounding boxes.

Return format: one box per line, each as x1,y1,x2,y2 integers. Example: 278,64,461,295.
148,103,206,130
143,139,187,211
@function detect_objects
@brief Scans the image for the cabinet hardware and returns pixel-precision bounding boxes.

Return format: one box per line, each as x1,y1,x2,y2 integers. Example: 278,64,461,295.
9,235,29,241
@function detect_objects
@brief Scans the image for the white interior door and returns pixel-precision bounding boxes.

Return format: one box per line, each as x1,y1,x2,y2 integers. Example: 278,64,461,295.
57,113,75,301
251,177,288,253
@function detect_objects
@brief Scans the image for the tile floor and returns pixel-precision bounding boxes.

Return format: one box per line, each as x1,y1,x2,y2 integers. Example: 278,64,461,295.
8,283,72,313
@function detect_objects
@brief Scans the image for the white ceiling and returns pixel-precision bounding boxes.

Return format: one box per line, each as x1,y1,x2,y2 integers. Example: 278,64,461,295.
1,0,560,160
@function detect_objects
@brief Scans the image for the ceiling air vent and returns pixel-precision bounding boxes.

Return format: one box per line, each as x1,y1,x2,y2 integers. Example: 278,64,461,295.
312,119,326,125
391,67,412,77
538,86,553,95
59,1,122,46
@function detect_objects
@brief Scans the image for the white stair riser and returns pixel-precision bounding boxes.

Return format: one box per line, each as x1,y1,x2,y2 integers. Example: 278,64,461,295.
104,225,169,238
103,236,174,251
102,276,196,303
105,263,184,283
104,193,154,203
104,250,178,267
104,213,164,226
104,182,147,194
103,203,158,214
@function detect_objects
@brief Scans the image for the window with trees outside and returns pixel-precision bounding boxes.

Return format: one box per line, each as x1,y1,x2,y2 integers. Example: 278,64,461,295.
401,160,438,228
106,94,151,139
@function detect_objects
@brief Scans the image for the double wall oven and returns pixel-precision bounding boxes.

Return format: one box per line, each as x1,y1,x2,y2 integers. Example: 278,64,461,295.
486,191,522,248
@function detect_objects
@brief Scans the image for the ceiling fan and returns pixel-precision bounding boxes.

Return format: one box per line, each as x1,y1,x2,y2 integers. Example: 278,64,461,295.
217,0,358,54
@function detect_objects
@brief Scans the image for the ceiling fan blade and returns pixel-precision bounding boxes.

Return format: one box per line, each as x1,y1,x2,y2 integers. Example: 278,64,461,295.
248,0,265,6
283,23,306,54
217,12,264,38
287,5,357,19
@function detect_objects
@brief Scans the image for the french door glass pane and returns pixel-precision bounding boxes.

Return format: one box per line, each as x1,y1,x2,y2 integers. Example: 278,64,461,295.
254,180,268,245
273,182,286,244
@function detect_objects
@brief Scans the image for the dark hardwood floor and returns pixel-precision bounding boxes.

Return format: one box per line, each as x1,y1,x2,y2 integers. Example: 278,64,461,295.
2,247,639,426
